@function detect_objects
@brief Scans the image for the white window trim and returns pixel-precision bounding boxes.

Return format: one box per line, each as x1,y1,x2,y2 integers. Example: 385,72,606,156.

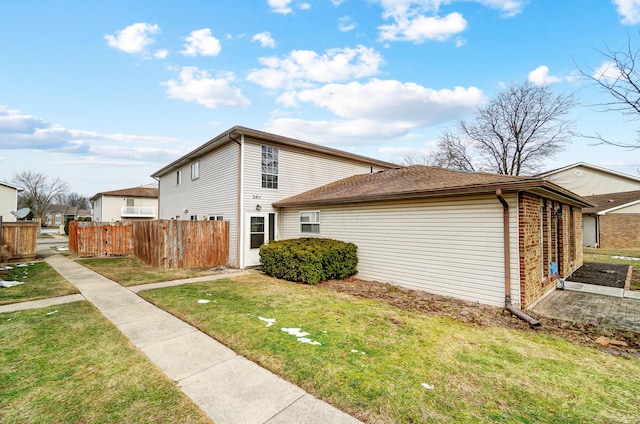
191,161,200,181
299,211,320,234
176,170,182,186
208,214,224,221
261,145,278,189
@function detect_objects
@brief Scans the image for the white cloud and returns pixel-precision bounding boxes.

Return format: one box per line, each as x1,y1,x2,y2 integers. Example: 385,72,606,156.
163,67,250,109
268,0,293,14
475,0,526,17
592,61,624,81
613,0,640,24
104,23,160,54
278,79,484,125
181,29,222,57
299,2,311,10
246,46,384,89
339,16,357,32
527,65,562,85
264,118,418,145
332,0,347,5
252,32,276,48
379,12,467,43
0,105,181,165
154,49,169,59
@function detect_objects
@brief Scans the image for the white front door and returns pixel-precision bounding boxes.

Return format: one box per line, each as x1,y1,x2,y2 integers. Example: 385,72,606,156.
245,212,276,267
582,216,597,247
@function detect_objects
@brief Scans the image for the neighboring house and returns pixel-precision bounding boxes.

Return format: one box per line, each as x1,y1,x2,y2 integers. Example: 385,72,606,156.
273,166,591,309
43,205,92,227
581,190,640,249
90,186,159,222
151,126,396,269
0,182,22,223
538,162,640,197
539,163,640,249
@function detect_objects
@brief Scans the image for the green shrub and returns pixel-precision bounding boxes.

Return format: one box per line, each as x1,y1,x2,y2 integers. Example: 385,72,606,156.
260,238,358,285
64,217,75,235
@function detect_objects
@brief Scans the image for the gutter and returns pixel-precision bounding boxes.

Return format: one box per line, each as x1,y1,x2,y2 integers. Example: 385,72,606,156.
496,189,541,327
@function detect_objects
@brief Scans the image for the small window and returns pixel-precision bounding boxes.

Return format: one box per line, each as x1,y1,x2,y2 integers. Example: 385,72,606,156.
209,215,224,221
261,145,278,189
190,215,198,221
191,161,200,180
300,211,320,234
176,170,182,186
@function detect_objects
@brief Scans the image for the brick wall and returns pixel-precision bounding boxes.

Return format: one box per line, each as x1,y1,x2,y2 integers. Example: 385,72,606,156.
599,214,640,249
518,193,583,309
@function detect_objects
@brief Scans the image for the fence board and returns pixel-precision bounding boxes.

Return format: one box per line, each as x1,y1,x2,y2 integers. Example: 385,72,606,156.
1,222,39,261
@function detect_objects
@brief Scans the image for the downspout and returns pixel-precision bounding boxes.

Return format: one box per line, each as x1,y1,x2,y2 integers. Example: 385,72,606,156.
496,189,541,327
152,176,160,220
229,130,243,268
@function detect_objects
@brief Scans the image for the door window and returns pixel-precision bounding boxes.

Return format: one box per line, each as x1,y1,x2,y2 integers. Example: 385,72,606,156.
250,216,265,249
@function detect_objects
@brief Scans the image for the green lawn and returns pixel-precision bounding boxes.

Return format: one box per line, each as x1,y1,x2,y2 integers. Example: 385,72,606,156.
139,274,640,424
584,248,640,290
77,256,226,287
0,262,78,305
0,302,212,423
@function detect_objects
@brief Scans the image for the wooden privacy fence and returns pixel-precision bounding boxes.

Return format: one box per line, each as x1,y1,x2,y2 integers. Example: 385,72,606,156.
0,221,39,261
68,219,229,270
68,221,133,257
134,220,229,270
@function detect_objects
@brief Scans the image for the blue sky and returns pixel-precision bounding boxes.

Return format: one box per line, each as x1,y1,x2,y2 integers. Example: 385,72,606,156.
1,0,640,196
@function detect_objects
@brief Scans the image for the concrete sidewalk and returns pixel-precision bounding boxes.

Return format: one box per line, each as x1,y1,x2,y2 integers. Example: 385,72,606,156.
29,249,360,424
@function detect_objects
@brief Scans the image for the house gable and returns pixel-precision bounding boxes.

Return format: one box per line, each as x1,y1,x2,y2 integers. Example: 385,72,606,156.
539,163,640,197
0,182,21,223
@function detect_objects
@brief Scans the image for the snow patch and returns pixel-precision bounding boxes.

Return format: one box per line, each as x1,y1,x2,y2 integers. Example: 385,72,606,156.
281,327,321,345
46,310,59,316
259,317,276,327
421,383,434,390
197,299,211,304
612,256,640,261
0,280,24,288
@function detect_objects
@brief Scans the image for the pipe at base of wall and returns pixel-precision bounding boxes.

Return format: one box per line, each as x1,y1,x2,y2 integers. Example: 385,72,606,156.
496,189,541,328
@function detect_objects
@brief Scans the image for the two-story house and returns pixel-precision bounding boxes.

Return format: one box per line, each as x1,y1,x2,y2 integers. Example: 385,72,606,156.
90,186,159,223
0,182,22,222
539,163,640,248
151,126,396,268
153,126,590,310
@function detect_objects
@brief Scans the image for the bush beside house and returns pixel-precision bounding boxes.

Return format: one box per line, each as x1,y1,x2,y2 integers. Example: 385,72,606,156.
259,238,358,285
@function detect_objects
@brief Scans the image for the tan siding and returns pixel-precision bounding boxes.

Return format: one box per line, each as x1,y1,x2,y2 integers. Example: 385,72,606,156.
279,194,521,307
546,166,640,196
0,185,18,222
158,142,240,266
609,202,640,213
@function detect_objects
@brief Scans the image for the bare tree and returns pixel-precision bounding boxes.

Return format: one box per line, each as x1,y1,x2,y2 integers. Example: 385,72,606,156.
400,151,432,166
434,81,576,175
579,33,640,148
62,192,90,210
13,171,69,221
431,131,476,172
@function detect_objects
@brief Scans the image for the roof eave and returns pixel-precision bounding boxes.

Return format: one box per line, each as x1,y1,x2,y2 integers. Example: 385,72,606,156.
150,126,398,179
273,179,593,208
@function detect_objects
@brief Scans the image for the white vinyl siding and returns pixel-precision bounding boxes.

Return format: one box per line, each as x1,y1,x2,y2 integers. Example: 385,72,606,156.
158,142,240,266
546,166,640,196
279,194,521,308
92,195,158,222
0,184,19,222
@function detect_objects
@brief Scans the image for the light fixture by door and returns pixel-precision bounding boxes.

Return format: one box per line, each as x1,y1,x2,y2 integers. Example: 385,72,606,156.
256,204,262,211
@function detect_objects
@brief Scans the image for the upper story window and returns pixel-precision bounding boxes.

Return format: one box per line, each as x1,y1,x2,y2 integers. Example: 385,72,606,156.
176,170,182,186
209,215,224,221
191,161,200,180
300,211,320,234
261,145,278,189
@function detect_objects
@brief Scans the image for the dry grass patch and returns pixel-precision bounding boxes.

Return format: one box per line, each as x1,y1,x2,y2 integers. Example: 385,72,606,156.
139,274,640,424
77,256,228,287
